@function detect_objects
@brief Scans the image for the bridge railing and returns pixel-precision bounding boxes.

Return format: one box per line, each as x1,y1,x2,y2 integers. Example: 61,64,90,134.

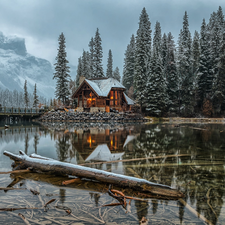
0,107,42,115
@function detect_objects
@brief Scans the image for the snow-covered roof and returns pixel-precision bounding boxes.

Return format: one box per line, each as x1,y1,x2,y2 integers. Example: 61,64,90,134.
85,78,125,97
124,93,135,105
85,144,124,162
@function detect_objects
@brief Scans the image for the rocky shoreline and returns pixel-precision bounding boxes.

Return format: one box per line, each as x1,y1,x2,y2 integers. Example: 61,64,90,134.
37,111,148,123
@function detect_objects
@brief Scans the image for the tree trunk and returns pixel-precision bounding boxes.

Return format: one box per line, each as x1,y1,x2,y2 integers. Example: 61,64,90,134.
3,150,184,199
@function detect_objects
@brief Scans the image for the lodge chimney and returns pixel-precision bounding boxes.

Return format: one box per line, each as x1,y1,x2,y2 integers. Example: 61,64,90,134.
79,75,85,85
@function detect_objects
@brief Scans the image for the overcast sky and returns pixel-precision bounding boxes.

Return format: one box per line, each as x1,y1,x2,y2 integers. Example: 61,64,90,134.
0,0,224,79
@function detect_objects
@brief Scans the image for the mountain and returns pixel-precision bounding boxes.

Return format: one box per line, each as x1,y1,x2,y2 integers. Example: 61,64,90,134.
0,31,55,98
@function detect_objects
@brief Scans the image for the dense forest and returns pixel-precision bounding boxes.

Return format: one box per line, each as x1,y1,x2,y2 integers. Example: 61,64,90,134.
76,6,225,117
1,6,225,118
0,84,48,108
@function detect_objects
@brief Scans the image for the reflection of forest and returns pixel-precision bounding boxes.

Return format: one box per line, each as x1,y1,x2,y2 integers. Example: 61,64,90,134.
0,124,41,144
51,123,225,223
2,122,225,224
122,123,225,224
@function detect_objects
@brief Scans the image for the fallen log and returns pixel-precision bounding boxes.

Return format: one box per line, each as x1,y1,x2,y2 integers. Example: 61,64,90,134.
3,150,184,199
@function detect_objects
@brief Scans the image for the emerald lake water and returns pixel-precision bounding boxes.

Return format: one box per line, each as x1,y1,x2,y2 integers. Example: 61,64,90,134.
0,121,225,225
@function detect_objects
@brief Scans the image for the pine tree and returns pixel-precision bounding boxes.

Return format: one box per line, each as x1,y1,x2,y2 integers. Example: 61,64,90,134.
212,31,225,115
122,34,135,92
161,33,168,78
33,83,39,108
24,80,29,108
53,32,71,105
88,37,94,78
145,21,166,116
192,30,200,108
166,32,179,115
216,6,224,28
178,11,194,116
153,21,162,56
192,31,200,77
134,8,152,110
76,57,83,87
81,50,90,78
93,28,104,78
176,29,183,114
106,49,113,78
113,67,121,82
209,10,222,79
197,19,213,110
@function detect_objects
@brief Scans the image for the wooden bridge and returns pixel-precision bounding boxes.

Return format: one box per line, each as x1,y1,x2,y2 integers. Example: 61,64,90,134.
0,107,44,117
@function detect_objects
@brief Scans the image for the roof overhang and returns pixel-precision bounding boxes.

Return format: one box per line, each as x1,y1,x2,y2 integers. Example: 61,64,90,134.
72,79,100,99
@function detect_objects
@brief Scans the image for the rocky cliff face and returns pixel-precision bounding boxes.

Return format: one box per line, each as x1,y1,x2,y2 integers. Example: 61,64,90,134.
0,32,55,98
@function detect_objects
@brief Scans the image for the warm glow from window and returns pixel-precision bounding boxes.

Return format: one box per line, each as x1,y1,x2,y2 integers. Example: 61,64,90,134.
115,91,118,99
87,136,92,148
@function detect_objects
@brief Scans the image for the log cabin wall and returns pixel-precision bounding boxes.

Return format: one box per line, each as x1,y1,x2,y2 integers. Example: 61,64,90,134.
108,88,124,111
73,79,133,112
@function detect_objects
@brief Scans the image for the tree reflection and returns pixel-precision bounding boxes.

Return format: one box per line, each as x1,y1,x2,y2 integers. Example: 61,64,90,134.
17,122,225,224
33,133,40,154
24,133,29,154
56,135,70,162
122,123,225,223
135,200,149,221
59,188,66,204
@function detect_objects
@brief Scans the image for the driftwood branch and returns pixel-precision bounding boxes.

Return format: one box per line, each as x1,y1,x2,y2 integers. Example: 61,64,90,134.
0,187,26,191
0,207,38,212
0,169,31,174
18,213,31,225
3,150,184,199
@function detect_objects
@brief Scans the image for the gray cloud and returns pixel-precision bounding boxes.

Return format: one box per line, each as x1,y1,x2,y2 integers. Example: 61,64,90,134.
0,0,224,79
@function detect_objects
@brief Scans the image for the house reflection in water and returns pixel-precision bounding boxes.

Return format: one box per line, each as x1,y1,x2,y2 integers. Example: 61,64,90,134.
85,144,124,162
72,127,137,164
85,143,125,174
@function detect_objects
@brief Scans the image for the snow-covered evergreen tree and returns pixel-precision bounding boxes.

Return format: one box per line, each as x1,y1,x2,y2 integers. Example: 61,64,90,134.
88,37,94,78
113,67,121,82
122,34,135,92
24,80,29,108
161,33,168,78
53,32,71,105
197,19,213,110
76,57,83,87
178,11,194,116
33,83,39,108
192,31,200,78
81,50,90,79
212,31,225,115
191,30,200,108
153,21,162,56
106,49,113,78
209,10,222,79
166,32,179,114
93,28,104,78
134,8,152,110
145,21,166,116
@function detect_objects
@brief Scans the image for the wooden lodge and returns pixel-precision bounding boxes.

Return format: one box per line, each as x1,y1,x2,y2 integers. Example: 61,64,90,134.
72,77,135,112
